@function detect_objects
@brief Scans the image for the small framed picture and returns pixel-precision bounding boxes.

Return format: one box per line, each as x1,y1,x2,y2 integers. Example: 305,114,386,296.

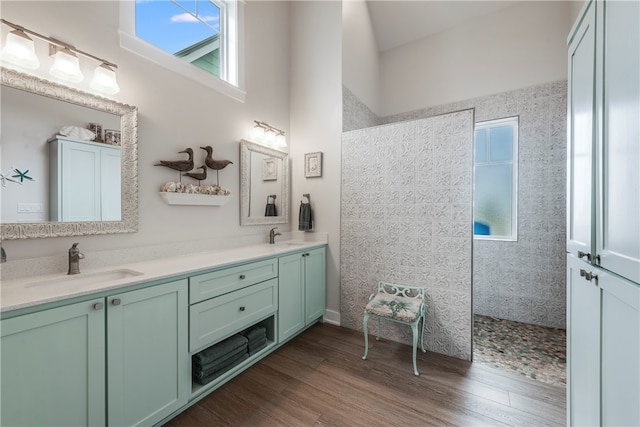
262,158,277,181
104,129,121,145
304,152,322,178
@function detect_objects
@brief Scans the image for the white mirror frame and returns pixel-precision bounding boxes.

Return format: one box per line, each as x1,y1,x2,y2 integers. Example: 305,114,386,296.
0,67,138,239
240,139,289,226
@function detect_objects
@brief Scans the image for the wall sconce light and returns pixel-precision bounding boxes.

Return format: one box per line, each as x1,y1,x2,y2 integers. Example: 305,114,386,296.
251,120,287,148
0,19,120,95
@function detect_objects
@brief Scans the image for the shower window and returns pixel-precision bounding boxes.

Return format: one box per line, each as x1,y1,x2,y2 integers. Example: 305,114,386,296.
473,117,518,240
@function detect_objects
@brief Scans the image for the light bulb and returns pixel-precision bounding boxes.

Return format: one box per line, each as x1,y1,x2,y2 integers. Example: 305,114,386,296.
50,47,83,83
0,29,40,70
90,63,120,95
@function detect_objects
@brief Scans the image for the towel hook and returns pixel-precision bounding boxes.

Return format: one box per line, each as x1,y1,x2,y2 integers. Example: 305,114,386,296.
302,193,310,203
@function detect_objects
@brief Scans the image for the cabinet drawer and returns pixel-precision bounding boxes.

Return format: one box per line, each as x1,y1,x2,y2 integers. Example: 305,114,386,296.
189,279,278,352
189,258,277,304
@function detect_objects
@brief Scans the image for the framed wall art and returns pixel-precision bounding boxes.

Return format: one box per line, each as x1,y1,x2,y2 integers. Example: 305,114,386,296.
262,158,277,181
304,152,322,178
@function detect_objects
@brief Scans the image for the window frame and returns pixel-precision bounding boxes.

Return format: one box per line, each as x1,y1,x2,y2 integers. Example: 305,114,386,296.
118,0,245,102
473,116,519,242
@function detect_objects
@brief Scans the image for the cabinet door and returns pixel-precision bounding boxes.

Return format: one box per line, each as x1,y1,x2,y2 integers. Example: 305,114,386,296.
567,1,597,260
1,299,106,427
107,280,189,427
567,255,600,427
61,141,101,221
600,269,640,427
596,0,640,283
278,252,305,342
305,247,326,325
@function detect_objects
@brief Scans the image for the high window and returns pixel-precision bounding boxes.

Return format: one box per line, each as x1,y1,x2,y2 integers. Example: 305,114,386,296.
119,0,243,101
473,117,518,240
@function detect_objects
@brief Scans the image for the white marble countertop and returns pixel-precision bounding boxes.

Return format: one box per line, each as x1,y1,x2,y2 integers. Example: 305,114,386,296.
1,240,326,313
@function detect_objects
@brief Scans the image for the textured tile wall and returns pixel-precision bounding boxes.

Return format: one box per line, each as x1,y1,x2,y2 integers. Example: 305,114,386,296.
342,86,380,132
381,80,568,328
341,110,475,360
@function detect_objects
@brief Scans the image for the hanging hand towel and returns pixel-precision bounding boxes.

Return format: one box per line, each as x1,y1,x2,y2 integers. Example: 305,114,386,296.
299,201,313,231
265,195,277,216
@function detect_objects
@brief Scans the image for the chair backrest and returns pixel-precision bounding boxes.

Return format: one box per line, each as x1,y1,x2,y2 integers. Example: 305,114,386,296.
377,281,424,300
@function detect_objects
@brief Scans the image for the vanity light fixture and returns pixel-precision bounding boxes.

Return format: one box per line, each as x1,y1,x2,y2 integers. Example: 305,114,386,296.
251,120,287,148
0,18,120,95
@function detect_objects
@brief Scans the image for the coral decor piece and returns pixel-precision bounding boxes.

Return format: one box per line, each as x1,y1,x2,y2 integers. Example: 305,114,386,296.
160,181,230,196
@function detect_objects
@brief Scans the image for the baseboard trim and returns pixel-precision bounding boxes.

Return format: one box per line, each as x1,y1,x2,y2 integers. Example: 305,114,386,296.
323,309,340,326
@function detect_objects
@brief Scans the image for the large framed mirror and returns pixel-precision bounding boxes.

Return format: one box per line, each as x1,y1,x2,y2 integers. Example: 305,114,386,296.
240,140,289,226
0,67,138,239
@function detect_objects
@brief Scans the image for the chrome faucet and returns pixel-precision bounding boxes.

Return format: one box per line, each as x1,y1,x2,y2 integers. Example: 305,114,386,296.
68,243,85,275
269,227,282,244
0,243,6,263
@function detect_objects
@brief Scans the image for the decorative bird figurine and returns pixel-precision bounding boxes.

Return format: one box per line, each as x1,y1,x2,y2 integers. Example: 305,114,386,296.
183,165,207,185
155,148,194,181
201,146,233,185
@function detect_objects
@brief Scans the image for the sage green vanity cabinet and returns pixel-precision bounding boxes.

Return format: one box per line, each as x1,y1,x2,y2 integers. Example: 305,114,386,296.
1,298,107,427
0,279,188,427
278,247,326,342
107,280,189,427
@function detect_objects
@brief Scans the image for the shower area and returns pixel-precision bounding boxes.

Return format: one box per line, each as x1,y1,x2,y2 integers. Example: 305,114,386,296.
341,80,568,386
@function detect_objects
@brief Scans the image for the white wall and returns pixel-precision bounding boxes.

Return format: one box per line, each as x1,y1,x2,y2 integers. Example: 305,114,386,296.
289,1,343,322
1,1,291,260
342,0,380,115
379,1,574,116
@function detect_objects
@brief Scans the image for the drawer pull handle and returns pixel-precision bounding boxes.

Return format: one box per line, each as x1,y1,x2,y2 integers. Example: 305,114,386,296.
111,298,122,306
93,302,104,311
239,274,246,280
239,306,246,312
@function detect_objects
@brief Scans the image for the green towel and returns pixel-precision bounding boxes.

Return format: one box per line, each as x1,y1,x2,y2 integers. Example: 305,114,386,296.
248,336,267,352
248,341,268,356
193,334,247,366
193,345,247,372
193,353,250,385
193,349,248,379
242,325,266,342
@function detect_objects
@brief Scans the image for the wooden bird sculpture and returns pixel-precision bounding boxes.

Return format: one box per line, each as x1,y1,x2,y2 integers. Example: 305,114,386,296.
183,165,207,185
201,146,233,185
155,148,194,181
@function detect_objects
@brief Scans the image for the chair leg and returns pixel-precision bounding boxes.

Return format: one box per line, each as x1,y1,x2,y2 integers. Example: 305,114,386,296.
376,317,381,341
411,322,419,376
362,313,369,360
420,315,426,353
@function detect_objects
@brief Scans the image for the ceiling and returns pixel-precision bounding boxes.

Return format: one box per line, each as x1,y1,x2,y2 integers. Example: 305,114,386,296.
367,1,519,52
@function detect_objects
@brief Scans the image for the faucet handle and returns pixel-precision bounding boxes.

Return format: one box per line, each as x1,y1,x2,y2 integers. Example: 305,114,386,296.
270,227,278,233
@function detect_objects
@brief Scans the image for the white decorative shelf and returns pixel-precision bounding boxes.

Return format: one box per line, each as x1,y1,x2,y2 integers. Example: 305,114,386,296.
159,192,232,206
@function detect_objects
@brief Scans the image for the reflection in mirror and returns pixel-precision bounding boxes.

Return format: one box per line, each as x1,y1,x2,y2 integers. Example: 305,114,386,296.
0,67,138,240
240,140,289,226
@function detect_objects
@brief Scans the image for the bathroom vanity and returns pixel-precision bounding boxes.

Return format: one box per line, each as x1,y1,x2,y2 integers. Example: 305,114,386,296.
0,242,326,427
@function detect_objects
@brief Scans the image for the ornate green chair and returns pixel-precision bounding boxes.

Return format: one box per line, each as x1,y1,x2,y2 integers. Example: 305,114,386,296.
362,281,426,376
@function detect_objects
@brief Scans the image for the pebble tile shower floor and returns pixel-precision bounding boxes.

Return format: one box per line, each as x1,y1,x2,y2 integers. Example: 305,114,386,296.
473,315,566,387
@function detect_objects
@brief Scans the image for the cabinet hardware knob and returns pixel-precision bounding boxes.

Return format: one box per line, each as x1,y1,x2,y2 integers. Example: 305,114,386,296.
93,302,104,310
239,306,246,311
578,251,592,261
579,269,598,283
239,274,246,279
111,298,121,306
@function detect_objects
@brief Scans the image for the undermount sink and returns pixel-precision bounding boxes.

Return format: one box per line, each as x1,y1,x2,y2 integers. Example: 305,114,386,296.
25,269,144,289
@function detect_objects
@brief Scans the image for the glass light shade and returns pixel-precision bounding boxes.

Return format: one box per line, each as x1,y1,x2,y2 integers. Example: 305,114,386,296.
90,63,120,95
264,129,276,146
274,132,287,147
50,48,83,83
0,30,40,70
251,124,265,142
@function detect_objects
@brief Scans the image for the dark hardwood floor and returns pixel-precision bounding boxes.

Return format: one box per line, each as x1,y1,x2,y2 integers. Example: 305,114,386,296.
166,323,566,426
